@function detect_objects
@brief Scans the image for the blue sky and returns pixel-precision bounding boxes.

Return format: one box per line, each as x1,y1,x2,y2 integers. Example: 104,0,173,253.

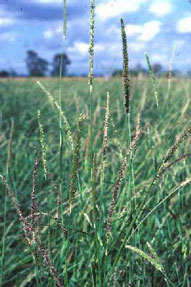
0,0,191,75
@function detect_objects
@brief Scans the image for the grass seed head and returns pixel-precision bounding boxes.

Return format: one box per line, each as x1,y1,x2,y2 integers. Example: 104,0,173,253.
164,127,191,163
100,91,110,183
121,18,130,114
38,110,47,178
145,52,159,107
37,81,73,149
31,155,39,230
88,0,95,88
69,114,86,209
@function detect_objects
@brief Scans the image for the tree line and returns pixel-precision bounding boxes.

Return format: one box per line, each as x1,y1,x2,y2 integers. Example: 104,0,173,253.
0,50,183,78
112,63,181,78
0,50,71,77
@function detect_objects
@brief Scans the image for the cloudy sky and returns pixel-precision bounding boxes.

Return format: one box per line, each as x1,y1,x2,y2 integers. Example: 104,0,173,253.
0,0,191,75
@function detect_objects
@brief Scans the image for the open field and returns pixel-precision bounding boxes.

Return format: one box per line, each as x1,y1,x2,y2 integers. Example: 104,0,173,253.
0,77,191,286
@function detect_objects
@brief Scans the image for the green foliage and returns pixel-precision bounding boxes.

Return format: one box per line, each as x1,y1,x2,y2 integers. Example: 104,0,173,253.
0,76,191,286
25,50,49,77
51,54,71,77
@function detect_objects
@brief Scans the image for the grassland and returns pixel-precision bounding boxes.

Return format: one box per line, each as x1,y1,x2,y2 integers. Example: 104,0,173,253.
0,77,191,286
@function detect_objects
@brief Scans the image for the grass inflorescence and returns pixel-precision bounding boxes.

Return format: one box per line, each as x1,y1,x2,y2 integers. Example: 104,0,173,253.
120,18,131,114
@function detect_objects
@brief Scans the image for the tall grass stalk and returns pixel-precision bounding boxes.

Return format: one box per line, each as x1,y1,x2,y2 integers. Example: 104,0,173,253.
145,52,159,107
38,110,47,178
36,81,73,149
88,0,95,175
100,91,110,184
1,118,14,287
6,118,14,175
106,116,140,238
0,175,64,286
30,155,41,286
120,18,130,114
63,0,67,40
59,0,68,218
167,44,177,101
111,178,191,284
120,19,136,239
37,111,52,267
69,114,86,211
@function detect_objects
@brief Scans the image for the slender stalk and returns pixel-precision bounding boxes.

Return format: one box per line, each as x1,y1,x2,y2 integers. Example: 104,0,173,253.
63,0,67,40
88,0,95,175
60,2,70,285
167,44,177,103
145,52,159,107
59,53,64,223
0,175,64,287
1,118,14,287
38,110,47,179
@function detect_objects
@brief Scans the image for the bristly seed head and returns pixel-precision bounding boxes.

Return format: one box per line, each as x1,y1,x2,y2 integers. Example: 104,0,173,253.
89,0,95,88
31,155,39,230
163,127,191,163
69,114,86,210
100,91,110,183
120,18,130,114
38,110,47,178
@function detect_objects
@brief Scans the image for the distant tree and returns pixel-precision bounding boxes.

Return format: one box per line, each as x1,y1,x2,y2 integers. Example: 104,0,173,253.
112,64,150,78
25,50,49,77
112,69,122,77
162,69,181,78
51,53,71,77
152,63,163,75
132,64,148,76
0,70,10,77
9,69,18,77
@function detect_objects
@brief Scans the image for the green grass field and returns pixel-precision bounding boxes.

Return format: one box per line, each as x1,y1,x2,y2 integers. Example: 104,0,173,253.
0,77,190,286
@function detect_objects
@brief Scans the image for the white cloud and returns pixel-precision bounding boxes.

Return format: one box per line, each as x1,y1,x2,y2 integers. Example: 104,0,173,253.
129,41,146,52
31,0,77,4
125,24,143,36
69,42,89,55
139,20,161,41
0,8,16,26
149,2,172,17
68,41,104,56
44,29,54,39
125,21,161,42
0,18,15,26
31,0,61,3
177,16,191,33
96,0,145,21
0,32,16,43
151,53,168,64
43,23,62,39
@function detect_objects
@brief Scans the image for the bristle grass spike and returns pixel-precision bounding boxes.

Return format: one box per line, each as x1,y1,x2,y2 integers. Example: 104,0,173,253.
121,18,130,114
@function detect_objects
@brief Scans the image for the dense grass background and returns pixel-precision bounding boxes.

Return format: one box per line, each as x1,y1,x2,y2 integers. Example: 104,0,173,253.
0,77,191,286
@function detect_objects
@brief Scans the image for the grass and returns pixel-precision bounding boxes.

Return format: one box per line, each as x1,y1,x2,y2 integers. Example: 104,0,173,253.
0,75,191,286
0,2,191,286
